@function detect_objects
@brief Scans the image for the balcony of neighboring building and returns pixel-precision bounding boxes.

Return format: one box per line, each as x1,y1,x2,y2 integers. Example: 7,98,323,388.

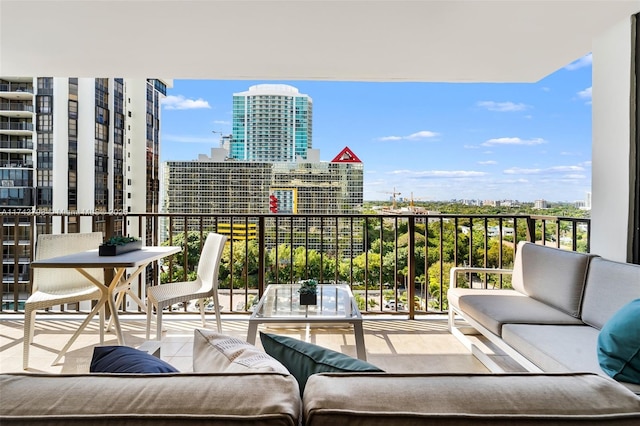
0,152,34,170
0,79,34,98
0,101,34,119
0,135,33,151
0,119,34,134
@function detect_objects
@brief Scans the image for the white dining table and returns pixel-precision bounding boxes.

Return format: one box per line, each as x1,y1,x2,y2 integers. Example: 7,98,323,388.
30,246,181,360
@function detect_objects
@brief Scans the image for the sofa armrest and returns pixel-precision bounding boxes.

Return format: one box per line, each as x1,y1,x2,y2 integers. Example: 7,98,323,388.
449,266,512,288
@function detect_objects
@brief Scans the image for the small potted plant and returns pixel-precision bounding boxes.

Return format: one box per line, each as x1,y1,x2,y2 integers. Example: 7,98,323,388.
99,235,142,256
298,279,318,305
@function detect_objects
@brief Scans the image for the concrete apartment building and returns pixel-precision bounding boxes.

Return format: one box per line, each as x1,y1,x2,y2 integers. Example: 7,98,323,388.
162,146,364,249
0,77,169,308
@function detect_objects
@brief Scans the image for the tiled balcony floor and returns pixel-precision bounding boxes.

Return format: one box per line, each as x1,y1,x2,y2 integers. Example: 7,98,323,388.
0,314,522,374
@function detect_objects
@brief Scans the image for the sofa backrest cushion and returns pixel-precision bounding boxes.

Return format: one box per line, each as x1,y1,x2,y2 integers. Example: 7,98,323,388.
303,372,640,425
0,372,301,425
581,257,640,329
511,241,593,318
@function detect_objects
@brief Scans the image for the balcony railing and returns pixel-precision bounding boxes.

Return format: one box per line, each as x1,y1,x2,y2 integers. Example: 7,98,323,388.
0,122,34,131
0,212,590,316
0,103,33,112
0,84,34,93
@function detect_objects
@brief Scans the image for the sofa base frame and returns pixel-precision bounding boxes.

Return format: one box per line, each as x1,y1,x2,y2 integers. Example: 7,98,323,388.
448,306,544,374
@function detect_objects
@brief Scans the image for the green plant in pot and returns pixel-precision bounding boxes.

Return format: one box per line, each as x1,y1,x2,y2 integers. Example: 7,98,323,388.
99,235,142,256
298,279,318,305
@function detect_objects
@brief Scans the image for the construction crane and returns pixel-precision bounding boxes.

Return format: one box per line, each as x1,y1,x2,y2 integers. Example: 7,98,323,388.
379,188,402,210
409,192,426,212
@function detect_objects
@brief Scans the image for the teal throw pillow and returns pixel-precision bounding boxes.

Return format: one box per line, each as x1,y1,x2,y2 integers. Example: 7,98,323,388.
597,299,640,384
259,332,383,394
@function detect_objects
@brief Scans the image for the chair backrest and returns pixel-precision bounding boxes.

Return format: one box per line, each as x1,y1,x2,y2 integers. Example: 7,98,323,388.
33,232,104,293
195,233,227,292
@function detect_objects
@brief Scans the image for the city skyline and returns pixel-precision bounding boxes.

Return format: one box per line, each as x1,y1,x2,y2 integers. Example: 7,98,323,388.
160,54,593,203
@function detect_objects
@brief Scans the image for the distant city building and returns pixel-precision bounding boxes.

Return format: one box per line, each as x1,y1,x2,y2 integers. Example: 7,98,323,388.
585,192,592,210
231,84,312,162
162,147,364,251
1,77,169,307
534,199,548,209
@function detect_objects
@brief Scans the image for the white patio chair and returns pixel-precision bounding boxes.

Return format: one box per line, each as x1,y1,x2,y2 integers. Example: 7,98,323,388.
23,232,106,369
146,233,227,340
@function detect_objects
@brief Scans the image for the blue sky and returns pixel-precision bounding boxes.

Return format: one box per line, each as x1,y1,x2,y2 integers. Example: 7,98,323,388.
160,54,593,203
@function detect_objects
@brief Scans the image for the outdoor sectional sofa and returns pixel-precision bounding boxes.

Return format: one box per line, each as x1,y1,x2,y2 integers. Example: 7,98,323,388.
2,325,640,424
448,241,640,394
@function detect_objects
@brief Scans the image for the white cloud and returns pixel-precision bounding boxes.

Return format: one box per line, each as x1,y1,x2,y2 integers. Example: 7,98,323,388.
464,144,479,149
477,101,529,112
478,160,497,165
162,95,211,110
503,165,585,175
378,130,439,141
163,134,215,144
213,120,230,125
481,137,546,147
406,130,439,140
503,167,542,175
389,170,487,178
564,53,592,71
577,86,592,104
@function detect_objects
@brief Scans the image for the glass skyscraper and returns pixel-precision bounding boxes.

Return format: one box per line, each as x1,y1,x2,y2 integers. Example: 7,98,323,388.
231,84,312,162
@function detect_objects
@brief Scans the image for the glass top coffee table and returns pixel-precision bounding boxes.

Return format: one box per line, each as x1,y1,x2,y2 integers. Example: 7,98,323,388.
247,283,367,360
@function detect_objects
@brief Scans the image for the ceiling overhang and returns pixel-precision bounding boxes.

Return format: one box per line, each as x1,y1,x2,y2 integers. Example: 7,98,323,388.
1,0,639,82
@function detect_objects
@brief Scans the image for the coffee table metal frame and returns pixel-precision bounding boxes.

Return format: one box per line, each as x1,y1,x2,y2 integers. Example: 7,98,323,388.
246,283,367,360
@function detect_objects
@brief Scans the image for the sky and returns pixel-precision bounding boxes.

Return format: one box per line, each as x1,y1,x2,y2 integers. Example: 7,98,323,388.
160,54,593,203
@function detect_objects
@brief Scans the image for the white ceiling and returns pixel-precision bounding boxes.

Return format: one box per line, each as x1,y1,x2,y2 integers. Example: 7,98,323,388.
1,0,638,82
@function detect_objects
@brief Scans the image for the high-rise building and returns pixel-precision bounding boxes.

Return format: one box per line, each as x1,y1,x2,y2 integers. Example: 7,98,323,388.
231,84,312,162
1,77,169,308
162,147,363,250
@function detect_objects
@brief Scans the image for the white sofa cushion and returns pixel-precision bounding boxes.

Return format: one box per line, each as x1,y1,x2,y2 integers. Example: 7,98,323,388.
511,242,593,318
581,258,640,329
502,323,599,372
450,288,583,336
0,372,302,425
303,372,640,425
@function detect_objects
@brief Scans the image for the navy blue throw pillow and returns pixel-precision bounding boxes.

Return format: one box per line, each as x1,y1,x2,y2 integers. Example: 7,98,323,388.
90,346,179,373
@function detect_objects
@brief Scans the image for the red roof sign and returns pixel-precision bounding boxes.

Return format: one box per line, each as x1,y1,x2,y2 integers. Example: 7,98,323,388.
331,146,362,163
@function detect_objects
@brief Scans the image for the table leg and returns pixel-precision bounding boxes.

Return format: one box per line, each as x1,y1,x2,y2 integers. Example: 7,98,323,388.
353,320,367,361
107,267,128,345
51,293,108,365
108,268,147,332
247,321,258,345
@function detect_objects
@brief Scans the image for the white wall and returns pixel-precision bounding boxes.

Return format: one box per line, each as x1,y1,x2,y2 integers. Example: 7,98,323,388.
591,15,634,261
51,78,69,215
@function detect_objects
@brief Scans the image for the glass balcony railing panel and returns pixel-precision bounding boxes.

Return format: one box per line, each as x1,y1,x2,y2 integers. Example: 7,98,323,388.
0,122,34,131
0,212,591,316
0,138,33,150
0,83,34,93
0,103,34,112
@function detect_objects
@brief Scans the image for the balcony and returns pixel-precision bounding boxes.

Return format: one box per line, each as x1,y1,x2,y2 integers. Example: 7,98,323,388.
0,121,34,133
